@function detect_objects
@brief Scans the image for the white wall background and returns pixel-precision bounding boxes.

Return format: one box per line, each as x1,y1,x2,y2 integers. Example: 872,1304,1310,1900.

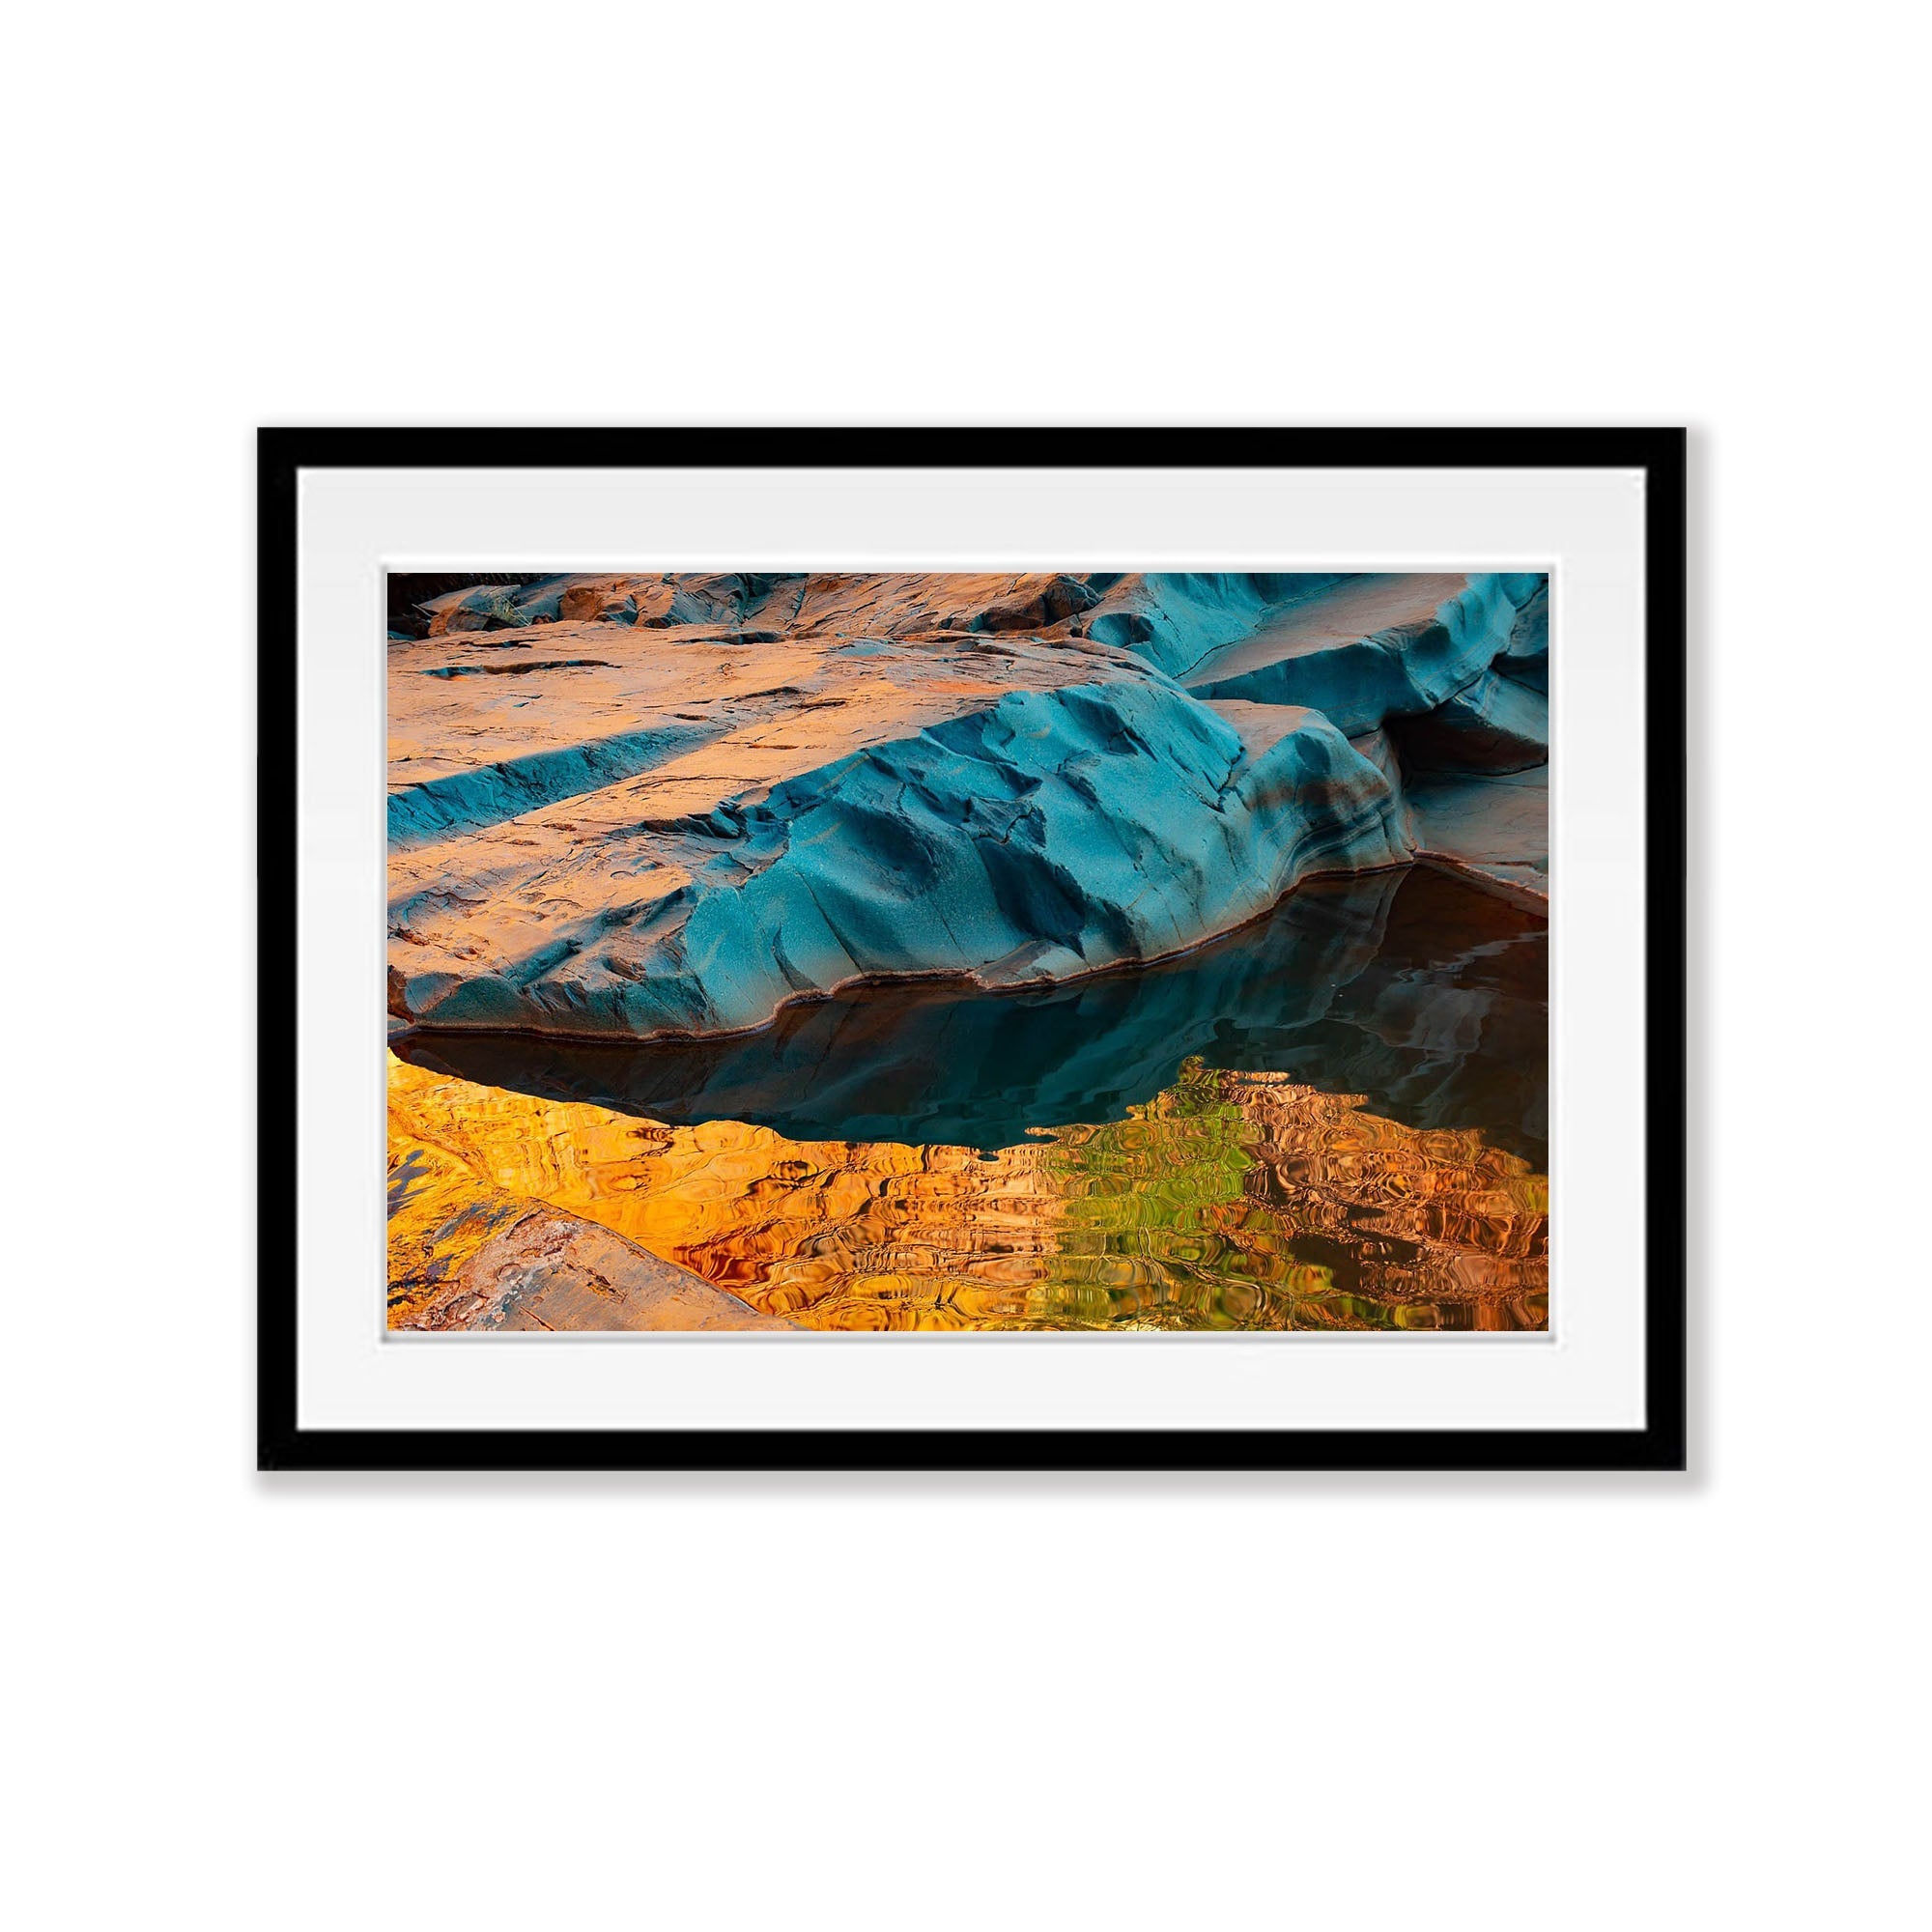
7,5,1924,1928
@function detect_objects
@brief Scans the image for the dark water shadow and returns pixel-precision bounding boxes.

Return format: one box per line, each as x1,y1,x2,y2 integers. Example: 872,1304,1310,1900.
394,867,1548,1164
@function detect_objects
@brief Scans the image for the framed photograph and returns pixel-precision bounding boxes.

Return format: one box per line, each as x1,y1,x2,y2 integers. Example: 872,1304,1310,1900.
259,427,1686,1471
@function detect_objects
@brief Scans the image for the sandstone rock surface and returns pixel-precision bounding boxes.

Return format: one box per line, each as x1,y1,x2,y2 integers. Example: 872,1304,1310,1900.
388,571,1548,1042
1406,767,1550,909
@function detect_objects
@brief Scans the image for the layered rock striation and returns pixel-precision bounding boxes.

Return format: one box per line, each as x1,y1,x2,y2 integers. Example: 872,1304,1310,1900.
388,571,1548,1042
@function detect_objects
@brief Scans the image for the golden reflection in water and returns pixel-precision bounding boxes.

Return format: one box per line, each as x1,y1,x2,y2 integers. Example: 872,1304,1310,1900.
388,1051,1547,1332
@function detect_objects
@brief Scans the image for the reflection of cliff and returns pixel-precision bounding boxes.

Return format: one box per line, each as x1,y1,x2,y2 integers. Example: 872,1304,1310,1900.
1220,1076,1547,1321
388,1048,1547,1334
387,571,1548,1043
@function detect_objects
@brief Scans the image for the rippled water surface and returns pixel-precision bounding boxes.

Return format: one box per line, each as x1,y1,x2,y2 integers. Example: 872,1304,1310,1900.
389,867,1548,1331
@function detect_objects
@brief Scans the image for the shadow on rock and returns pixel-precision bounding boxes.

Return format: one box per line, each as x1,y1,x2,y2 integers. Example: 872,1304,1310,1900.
393,867,1547,1163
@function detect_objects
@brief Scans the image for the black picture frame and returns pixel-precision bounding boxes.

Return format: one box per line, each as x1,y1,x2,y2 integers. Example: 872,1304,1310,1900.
259,427,1687,1473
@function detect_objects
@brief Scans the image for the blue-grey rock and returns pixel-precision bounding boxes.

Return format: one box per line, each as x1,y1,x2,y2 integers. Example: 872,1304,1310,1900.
1406,766,1549,910
1184,573,1540,733
395,678,1414,1037
1082,573,1357,678
386,569,1549,1044
1493,579,1549,692
1389,668,1548,774
387,720,724,848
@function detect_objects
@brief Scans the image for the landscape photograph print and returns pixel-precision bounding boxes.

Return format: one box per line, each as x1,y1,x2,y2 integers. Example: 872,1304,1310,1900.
385,568,1550,1334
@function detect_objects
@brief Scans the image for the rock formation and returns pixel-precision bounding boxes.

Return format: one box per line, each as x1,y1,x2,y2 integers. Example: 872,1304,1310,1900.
387,571,1549,1043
